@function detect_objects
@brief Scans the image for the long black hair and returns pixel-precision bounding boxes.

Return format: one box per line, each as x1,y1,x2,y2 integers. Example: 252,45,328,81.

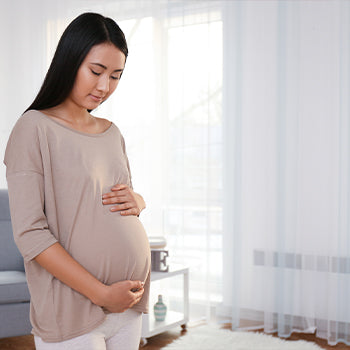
25,12,128,113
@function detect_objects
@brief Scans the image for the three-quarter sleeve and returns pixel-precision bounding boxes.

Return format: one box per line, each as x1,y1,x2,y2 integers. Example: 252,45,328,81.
3,117,58,262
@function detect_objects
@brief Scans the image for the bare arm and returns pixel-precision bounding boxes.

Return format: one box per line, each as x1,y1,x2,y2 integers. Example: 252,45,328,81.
35,242,144,312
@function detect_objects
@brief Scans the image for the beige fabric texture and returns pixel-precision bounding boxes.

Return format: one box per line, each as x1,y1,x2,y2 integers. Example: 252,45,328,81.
3,110,151,342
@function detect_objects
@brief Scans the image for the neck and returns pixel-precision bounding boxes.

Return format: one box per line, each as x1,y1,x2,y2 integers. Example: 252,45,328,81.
48,99,93,125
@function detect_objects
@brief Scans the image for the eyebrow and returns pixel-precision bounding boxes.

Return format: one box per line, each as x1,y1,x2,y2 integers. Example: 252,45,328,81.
90,62,124,72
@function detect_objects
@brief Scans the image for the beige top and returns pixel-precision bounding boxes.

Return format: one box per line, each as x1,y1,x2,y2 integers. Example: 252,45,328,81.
3,110,151,342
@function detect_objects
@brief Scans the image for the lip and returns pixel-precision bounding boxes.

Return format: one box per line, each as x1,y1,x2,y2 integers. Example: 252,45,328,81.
89,94,104,102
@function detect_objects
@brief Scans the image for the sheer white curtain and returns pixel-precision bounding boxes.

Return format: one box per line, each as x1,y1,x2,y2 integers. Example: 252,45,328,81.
223,0,350,346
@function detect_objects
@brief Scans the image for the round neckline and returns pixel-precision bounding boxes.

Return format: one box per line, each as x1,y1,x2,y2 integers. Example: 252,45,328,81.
34,110,114,138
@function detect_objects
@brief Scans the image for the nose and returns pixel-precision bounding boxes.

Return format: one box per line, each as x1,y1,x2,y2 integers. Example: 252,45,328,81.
96,75,110,94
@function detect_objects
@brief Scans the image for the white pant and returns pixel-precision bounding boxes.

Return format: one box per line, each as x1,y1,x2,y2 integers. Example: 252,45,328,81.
34,309,142,350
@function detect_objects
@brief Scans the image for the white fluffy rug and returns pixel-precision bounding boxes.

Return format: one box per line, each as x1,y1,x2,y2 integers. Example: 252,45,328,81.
162,326,323,350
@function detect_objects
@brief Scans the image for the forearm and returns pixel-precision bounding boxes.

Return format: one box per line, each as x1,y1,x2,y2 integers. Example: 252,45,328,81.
34,242,106,306
34,242,145,313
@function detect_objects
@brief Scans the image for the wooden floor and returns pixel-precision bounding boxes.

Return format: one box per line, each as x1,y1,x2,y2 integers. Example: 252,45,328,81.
0,325,349,349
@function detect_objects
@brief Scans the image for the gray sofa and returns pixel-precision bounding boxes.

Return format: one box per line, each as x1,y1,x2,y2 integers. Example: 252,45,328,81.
0,189,31,338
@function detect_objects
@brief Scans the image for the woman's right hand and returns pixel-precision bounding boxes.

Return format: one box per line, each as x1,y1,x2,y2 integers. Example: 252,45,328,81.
99,280,144,313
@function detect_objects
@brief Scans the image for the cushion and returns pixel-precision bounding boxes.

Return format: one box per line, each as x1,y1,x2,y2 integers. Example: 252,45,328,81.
0,189,11,220
0,302,31,338
0,271,30,304
0,189,24,271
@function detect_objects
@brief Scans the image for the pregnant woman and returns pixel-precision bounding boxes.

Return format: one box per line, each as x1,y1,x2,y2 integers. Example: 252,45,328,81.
3,13,151,350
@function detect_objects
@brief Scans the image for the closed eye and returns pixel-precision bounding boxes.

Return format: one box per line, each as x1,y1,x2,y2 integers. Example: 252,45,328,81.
92,70,120,80
91,70,101,76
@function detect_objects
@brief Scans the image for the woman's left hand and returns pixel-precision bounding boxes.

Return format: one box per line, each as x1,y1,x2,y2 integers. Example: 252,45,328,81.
102,184,146,216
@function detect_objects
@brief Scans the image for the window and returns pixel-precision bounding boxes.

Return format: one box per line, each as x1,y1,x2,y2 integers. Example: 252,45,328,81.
96,6,224,318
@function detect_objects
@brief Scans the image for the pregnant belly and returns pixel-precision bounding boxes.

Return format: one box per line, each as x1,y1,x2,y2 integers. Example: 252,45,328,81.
69,214,151,285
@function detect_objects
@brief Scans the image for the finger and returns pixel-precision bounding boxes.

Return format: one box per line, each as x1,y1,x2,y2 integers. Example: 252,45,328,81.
129,280,144,291
132,287,144,297
110,203,132,212
102,197,116,204
102,191,122,199
112,189,132,197
114,195,130,202
102,186,128,199
112,189,130,198
119,208,139,216
102,192,113,199
111,184,128,191
131,289,144,302
103,196,129,205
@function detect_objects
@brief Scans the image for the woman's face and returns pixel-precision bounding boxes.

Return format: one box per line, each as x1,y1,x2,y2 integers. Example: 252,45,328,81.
67,43,126,110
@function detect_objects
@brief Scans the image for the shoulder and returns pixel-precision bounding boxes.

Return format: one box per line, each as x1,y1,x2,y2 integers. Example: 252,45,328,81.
5,110,51,158
92,115,122,135
8,110,44,141
93,116,115,134
20,109,45,123
4,111,45,170
12,110,46,135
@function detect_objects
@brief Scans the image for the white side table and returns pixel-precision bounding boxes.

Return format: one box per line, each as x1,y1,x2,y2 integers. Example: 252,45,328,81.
141,264,189,345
